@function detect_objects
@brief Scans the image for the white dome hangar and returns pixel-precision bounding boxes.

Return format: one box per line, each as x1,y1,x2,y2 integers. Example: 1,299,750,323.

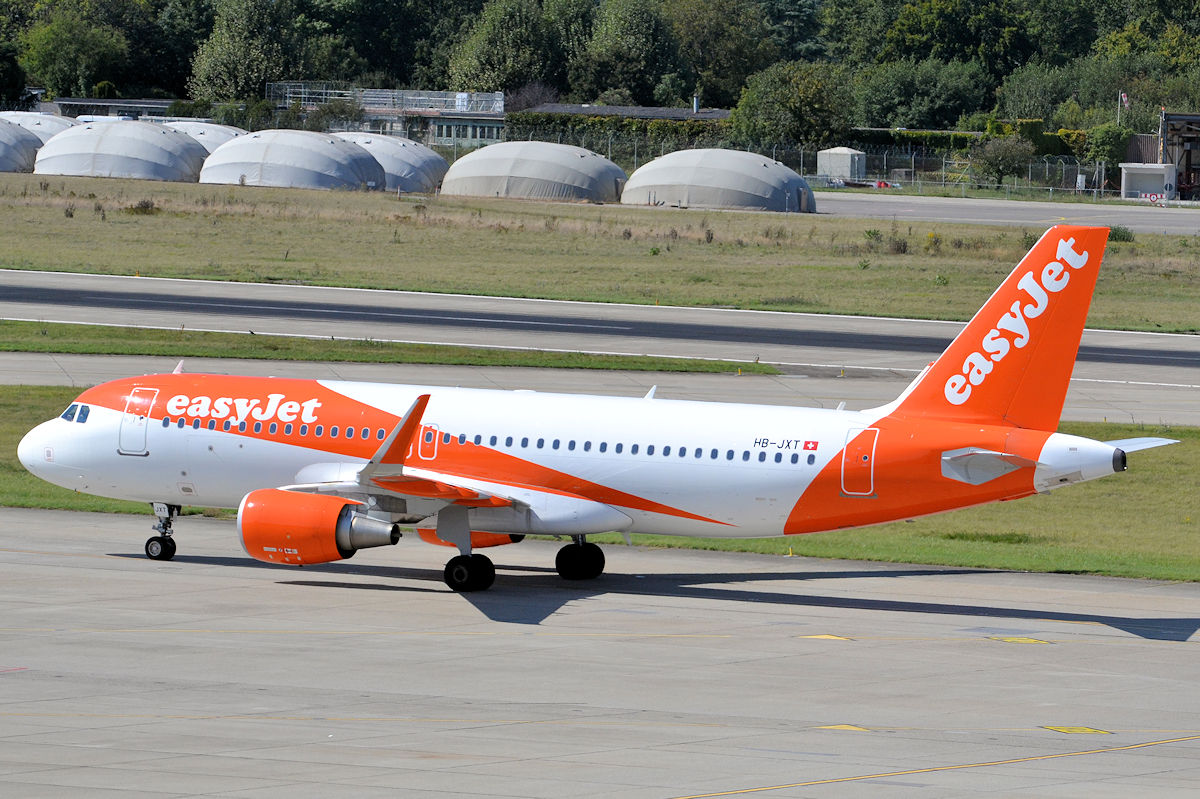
441,141,626,202
33,120,208,182
332,132,448,193
0,118,42,172
0,111,77,144
163,121,246,154
200,129,385,191
622,148,816,213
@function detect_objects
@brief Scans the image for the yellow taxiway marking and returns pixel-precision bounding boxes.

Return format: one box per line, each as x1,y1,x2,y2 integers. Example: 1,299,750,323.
990,636,1051,644
798,634,852,640
670,734,1200,798
817,724,870,731
1044,726,1112,734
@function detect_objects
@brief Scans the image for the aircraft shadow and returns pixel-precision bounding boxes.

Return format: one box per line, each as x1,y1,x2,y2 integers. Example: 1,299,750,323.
110,551,1200,642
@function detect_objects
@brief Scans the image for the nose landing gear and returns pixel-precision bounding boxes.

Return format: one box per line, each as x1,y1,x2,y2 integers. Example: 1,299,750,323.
145,502,180,561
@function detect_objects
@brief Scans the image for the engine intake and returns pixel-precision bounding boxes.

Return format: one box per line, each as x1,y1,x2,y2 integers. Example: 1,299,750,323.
238,488,400,566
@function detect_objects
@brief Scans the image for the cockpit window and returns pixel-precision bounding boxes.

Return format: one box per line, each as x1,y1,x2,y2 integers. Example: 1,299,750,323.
61,403,78,422
76,405,90,423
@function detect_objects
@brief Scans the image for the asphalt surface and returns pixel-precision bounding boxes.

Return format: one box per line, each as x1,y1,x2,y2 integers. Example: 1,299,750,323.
814,190,1200,235
2,508,1198,798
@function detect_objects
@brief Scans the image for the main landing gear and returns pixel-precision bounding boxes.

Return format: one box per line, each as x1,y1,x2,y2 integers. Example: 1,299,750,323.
145,502,180,561
555,538,605,580
443,554,496,592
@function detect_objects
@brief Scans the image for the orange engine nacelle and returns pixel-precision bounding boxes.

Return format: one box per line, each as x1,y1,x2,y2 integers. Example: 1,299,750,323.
238,488,400,566
417,529,524,549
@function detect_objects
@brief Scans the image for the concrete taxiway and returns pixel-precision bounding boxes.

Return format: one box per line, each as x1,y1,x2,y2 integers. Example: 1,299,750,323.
1,508,1198,797
814,191,1200,236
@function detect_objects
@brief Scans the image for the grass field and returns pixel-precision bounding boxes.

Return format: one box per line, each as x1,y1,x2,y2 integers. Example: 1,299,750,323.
2,173,1198,332
0,320,778,374
3,386,1194,581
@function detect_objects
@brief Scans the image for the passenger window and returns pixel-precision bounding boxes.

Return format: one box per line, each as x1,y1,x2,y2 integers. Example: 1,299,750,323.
807,453,816,465
224,420,232,432
299,424,308,436
377,428,385,440
442,432,450,444
694,448,701,458
177,418,186,429
162,417,170,428
474,434,482,445
710,449,718,459
506,436,513,446
521,437,529,447
552,439,560,450
569,440,576,451
192,419,200,430
774,453,782,463
726,450,734,460
61,404,78,422
77,405,90,423
254,422,263,433
647,445,655,455
269,423,278,434
425,431,434,443
490,436,498,446
599,442,607,452
537,438,545,448
791,453,799,464
758,452,766,462
742,451,749,461
239,421,247,432
458,433,466,444
680,447,687,458
314,425,323,436
331,426,339,437
632,444,640,454
284,423,292,435
582,441,590,451
662,446,670,456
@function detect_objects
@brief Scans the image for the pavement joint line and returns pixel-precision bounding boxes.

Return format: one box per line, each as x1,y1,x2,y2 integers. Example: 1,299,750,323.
0,626,730,638
668,733,1200,798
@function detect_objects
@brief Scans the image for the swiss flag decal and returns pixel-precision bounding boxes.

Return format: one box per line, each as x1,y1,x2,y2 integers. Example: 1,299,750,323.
804,440,819,451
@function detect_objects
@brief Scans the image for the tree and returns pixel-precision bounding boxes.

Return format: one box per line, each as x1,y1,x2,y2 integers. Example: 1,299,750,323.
0,41,28,109
853,58,989,129
996,62,1072,120
19,9,128,98
818,0,904,66
881,0,1034,81
662,0,777,108
1084,123,1133,163
759,0,822,61
729,60,849,145
448,0,556,92
971,135,1035,187
188,0,291,101
544,0,596,90
571,0,682,105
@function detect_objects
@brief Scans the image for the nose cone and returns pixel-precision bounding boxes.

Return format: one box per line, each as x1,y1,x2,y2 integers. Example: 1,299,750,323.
17,422,47,475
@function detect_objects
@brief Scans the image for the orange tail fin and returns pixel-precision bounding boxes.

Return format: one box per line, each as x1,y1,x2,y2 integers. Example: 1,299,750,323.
892,225,1109,431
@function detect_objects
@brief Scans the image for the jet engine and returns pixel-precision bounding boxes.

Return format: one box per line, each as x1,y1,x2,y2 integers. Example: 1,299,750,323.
238,488,400,565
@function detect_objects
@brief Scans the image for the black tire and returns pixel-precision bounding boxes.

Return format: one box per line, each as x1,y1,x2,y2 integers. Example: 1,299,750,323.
145,536,171,560
556,542,605,580
444,553,495,592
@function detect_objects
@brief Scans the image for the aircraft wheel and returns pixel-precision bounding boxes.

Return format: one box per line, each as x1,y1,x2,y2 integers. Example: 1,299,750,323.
444,553,495,592
145,536,176,561
556,542,604,580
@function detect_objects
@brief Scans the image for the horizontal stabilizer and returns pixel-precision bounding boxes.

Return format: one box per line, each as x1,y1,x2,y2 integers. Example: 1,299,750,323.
1104,437,1179,453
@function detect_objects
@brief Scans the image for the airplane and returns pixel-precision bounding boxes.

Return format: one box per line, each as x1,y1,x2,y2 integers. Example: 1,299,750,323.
17,225,1177,592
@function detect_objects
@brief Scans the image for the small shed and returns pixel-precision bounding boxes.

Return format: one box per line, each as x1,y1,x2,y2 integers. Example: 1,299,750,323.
1119,163,1177,201
817,146,866,180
